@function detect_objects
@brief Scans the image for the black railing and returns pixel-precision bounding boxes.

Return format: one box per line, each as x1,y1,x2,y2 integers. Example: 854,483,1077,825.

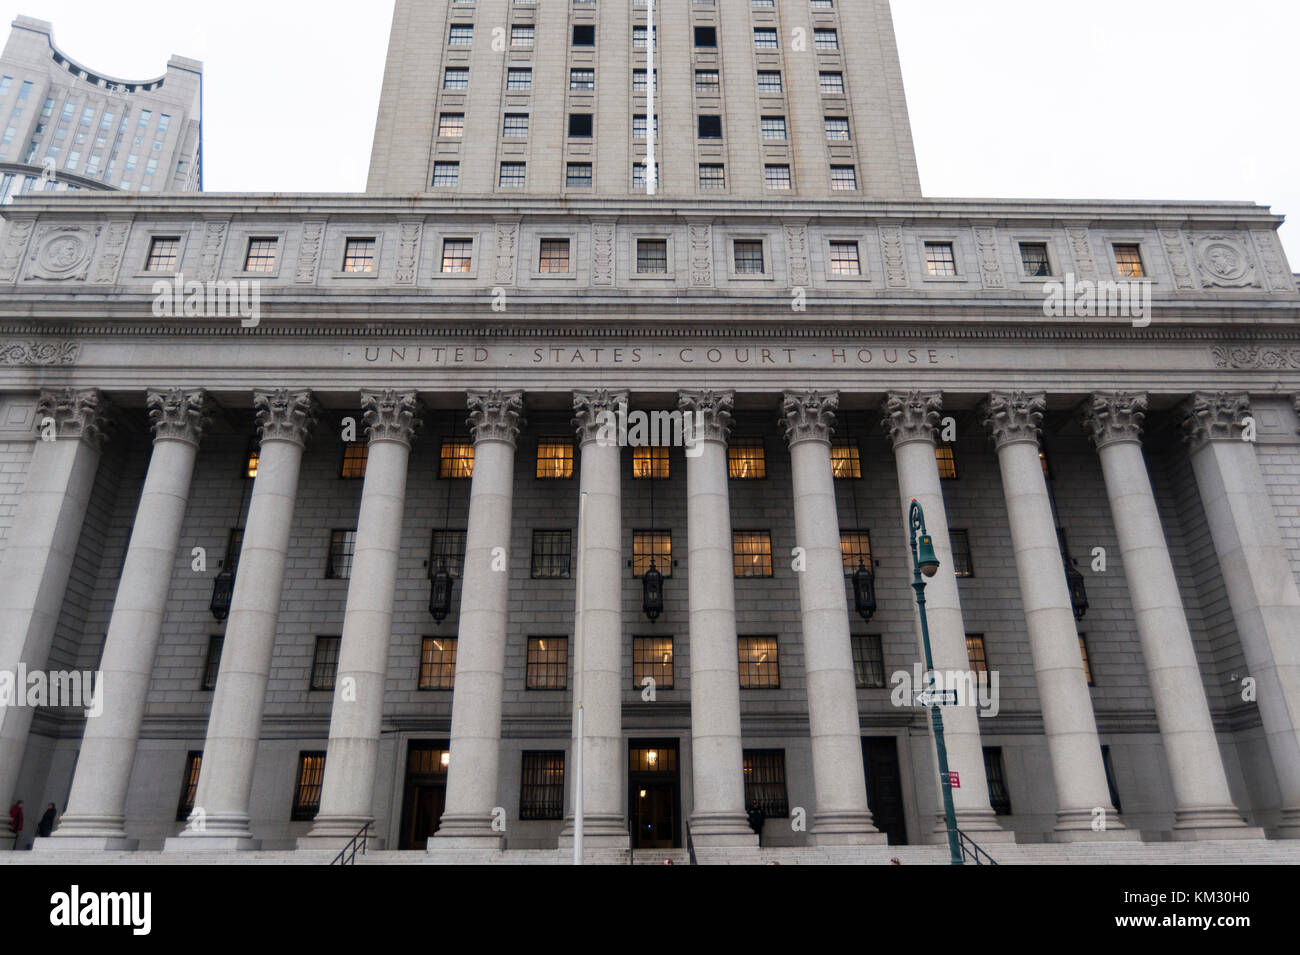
685,822,698,866
955,828,998,866
330,821,371,866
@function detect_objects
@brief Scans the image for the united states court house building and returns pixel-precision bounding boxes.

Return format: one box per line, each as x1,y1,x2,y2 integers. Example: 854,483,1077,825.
1,0,1299,863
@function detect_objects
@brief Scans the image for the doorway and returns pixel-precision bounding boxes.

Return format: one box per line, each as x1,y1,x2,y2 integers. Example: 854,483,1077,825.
628,740,680,849
862,736,908,845
398,740,449,850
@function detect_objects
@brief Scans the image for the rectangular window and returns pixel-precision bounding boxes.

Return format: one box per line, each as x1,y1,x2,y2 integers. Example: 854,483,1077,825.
636,239,668,274
698,164,725,190
449,24,474,45
694,26,718,47
432,161,460,187
244,237,278,272
526,637,568,689
1113,243,1145,278
632,114,659,140
819,72,845,94
829,240,860,276
1080,633,1094,686
633,163,647,190
570,69,595,91
443,68,469,90
144,236,180,272
439,440,475,478
950,529,974,578
738,636,780,688
441,238,473,273
438,113,465,138
511,24,534,48
757,71,783,94
633,70,659,92
244,447,258,479
632,25,657,50
506,69,532,90
728,438,766,479
851,634,885,688
733,531,773,578
503,113,529,137
632,530,672,577
761,116,787,140
935,446,957,479
340,442,368,478
744,750,789,817
202,636,223,690
291,752,326,820
327,530,357,579
765,164,791,190
176,752,202,821
814,29,839,50
984,748,1012,815
531,530,573,579
499,162,526,187
568,113,593,137
831,437,861,478
754,28,778,49
811,0,834,7
632,445,670,479
566,162,593,187
925,241,957,277
419,636,457,690
536,437,574,478
840,530,871,575
966,634,987,674
343,237,377,273
695,70,720,93
830,165,857,190
519,752,565,819
697,114,722,139
311,635,341,690
539,238,570,272
825,116,850,140
1020,242,1052,277
429,529,467,578
633,636,674,689
572,24,595,46
733,240,765,273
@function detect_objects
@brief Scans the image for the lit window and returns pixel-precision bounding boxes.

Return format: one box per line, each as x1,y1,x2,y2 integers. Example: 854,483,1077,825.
531,530,572,579
526,637,568,689
733,531,774,577
1080,634,1094,686
728,438,766,479
633,530,672,577
637,239,668,274
829,241,860,276
499,162,527,187
632,445,670,479
761,116,787,140
936,446,957,479
441,238,473,273
311,635,341,690
144,236,180,272
432,161,459,187
176,751,202,821
503,113,529,137
506,69,532,90
765,165,792,190
851,635,885,688
757,71,783,94
830,165,857,190
925,242,957,277
443,68,469,90
327,530,357,579
449,24,474,45
566,163,593,188
511,24,534,48
754,28,778,49
343,238,377,273
536,438,574,478
695,70,720,93
699,164,725,190
840,530,871,575
950,528,974,578
419,637,457,690
831,437,861,478
244,238,278,272
966,634,987,674
814,29,839,50
438,113,465,137
291,752,326,820
819,72,845,94
244,447,259,479
519,752,564,819
440,441,475,478
734,240,765,274
1020,242,1052,277
429,529,467,578
341,442,368,479
539,239,570,272
744,750,789,817
570,69,595,91
738,636,780,688
1113,244,1145,278
633,636,674,688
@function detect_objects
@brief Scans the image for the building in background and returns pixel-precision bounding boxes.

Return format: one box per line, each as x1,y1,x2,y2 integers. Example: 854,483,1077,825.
0,15,201,204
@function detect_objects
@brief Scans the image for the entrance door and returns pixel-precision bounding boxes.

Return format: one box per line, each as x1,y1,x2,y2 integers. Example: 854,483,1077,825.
862,737,908,846
628,740,680,849
399,740,449,850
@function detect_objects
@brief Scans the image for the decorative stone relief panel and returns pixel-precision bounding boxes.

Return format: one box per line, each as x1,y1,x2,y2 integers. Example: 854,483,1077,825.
1158,230,1196,290
494,220,519,286
879,225,907,288
1210,345,1300,370
295,220,326,284
0,341,80,366
0,218,35,283
24,224,101,281
785,223,810,287
591,221,614,286
1193,233,1260,288
972,226,1004,289
1066,227,1099,280
395,221,421,285
1249,230,1297,293
195,220,230,282
689,221,713,287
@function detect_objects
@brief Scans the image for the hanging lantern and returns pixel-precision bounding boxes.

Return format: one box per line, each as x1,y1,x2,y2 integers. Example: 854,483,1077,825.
642,559,664,621
429,564,453,622
1066,561,1089,620
210,564,235,622
852,559,876,622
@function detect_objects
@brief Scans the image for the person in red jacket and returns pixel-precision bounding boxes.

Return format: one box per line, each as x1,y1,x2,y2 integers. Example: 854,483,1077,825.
6,800,22,848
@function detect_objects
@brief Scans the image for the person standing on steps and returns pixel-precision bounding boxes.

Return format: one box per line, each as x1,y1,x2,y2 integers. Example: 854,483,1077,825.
6,800,22,849
36,803,57,838
747,799,765,847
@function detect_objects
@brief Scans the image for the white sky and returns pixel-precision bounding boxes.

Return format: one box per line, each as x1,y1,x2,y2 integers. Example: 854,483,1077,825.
3,0,1297,266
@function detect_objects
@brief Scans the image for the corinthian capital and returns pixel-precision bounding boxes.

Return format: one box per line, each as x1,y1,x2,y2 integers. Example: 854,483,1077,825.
780,390,838,447
254,389,319,447
361,390,422,447
1079,391,1147,450
980,390,1046,449
1179,391,1251,451
36,388,113,450
147,388,215,447
572,389,628,446
677,389,734,443
881,390,942,448
467,389,525,446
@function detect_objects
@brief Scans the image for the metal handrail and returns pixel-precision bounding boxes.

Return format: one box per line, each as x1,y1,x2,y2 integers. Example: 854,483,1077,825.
329,821,371,866
685,822,698,866
954,827,998,866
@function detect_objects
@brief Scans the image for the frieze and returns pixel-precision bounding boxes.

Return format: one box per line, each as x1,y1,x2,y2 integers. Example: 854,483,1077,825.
1210,345,1300,370
0,341,79,365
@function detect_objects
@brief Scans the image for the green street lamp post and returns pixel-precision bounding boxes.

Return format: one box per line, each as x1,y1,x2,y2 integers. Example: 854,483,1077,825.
909,498,964,866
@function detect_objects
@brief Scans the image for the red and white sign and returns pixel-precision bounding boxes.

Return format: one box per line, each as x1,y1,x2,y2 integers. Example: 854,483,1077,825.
946,771,961,789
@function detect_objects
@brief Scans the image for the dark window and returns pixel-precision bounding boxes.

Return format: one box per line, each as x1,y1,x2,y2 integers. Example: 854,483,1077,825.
695,26,717,47
326,530,357,579
202,636,223,690
311,636,341,690
744,750,789,817
851,634,885,688
419,636,457,690
840,530,871,575
697,114,722,139
176,751,202,821
950,529,974,578
526,637,568,689
1080,633,1094,686
225,528,244,575
566,162,593,187
1020,242,1052,277
1101,745,1122,813
733,531,773,577
632,530,672,577
531,530,572,579
572,24,595,45
429,529,467,578
733,240,765,274
568,113,593,138
636,239,668,274
983,747,1012,815
291,752,326,821
341,442,368,479
739,636,780,688
520,752,565,820
966,634,987,674
633,636,674,689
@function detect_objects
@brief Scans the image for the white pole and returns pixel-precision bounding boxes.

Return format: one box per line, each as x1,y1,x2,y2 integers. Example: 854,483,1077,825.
573,490,588,865
646,0,657,196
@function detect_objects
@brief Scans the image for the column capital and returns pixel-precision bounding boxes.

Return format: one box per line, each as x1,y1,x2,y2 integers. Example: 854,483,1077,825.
254,389,319,448
980,390,1045,449
1179,391,1251,451
467,389,525,447
1079,391,1147,450
780,390,838,447
572,389,628,446
677,389,734,443
35,388,113,450
881,390,942,448
361,390,422,448
147,388,215,447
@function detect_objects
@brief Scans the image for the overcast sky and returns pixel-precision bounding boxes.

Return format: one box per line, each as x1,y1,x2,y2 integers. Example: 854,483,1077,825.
4,0,1296,265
